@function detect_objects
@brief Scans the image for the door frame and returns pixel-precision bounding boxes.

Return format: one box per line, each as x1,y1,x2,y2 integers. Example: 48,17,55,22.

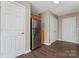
30,18,32,50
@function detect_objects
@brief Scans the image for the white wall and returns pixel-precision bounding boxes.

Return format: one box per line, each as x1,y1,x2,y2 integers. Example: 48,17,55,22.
0,2,1,57
41,11,50,44
76,13,79,42
41,11,58,45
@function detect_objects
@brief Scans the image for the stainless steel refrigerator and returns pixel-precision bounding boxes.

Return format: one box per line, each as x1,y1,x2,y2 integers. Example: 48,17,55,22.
31,19,42,50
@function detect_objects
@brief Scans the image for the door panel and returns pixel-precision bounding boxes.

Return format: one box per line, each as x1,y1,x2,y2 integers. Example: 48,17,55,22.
1,2,25,57
50,16,57,43
62,16,76,42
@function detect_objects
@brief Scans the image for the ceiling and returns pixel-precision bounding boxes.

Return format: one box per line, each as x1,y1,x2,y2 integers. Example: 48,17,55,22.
30,1,79,16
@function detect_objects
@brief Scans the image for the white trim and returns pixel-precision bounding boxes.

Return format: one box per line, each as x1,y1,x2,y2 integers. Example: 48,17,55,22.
24,50,31,54
43,40,57,46
57,39,62,40
58,40,79,44
43,42,52,46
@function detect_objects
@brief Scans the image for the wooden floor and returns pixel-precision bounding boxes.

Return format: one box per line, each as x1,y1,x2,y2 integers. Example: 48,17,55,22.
17,40,79,58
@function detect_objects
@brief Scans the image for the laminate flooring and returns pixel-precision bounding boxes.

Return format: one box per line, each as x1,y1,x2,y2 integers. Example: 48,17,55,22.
17,40,79,58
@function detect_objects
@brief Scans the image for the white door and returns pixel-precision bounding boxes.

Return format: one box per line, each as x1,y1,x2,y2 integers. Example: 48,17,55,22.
62,16,76,43
50,16,58,43
1,2,25,57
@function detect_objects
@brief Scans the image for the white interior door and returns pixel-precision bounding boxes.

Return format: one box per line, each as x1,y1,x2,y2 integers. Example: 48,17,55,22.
62,16,76,43
50,16,58,43
1,2,25,57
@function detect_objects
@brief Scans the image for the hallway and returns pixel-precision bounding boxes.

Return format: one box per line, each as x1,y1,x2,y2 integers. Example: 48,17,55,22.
1,1,79,58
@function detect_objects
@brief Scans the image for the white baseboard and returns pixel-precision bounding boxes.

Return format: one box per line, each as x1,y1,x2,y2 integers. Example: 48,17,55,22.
43,42,51,46
57,39,62,40
43,40,56,46
24,50,31,54
58,39,79,44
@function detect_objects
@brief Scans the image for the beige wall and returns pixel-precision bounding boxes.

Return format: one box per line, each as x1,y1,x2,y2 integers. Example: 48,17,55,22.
58,12,79,42
58,17,62,40
76,13,79,42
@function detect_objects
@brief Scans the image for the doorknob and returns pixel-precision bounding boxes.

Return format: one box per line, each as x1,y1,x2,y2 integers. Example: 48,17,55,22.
21,32,24,34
